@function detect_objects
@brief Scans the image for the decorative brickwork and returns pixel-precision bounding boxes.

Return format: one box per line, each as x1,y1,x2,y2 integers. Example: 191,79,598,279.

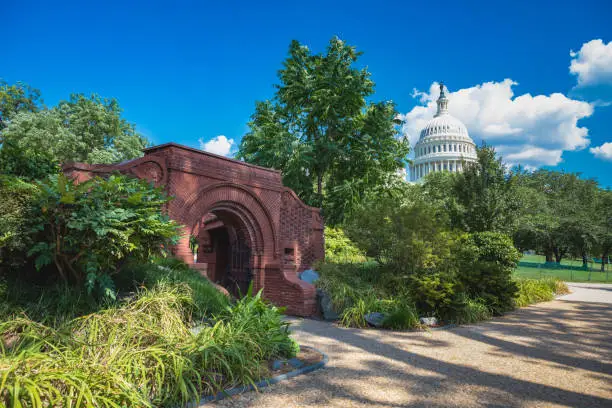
63,143,324,316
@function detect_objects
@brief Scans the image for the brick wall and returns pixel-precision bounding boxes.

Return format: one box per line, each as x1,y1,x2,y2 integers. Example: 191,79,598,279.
64,143,324,316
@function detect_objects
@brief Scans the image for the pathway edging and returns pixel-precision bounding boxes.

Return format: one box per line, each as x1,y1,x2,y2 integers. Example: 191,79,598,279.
189,346,328,406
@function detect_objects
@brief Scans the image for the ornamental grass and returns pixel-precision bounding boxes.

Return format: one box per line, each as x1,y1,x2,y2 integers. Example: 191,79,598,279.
513,277,568,308
0,282,296,407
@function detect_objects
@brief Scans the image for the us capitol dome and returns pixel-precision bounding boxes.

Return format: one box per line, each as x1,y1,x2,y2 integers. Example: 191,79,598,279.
409,83,477,182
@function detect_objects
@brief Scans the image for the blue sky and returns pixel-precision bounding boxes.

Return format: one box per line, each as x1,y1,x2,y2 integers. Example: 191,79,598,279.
2,0,611,185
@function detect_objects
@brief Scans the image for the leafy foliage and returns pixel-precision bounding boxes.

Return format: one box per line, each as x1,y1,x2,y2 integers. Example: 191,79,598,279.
321,179,522,322
237,38,409,223
324,226,366,263
0,79,42,129
345,183,454,274
454,232,520,315
450,144,522,233
26,174,181,298
513,277,569,307
0,281,297,407
513,169,606,267
315,262,421,329
0,176,39,256
0,81,147,179
448,294,492,325
407,269,461,317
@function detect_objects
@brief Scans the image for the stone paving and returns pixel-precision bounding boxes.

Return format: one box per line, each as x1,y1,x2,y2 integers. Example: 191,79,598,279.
212,284,612,407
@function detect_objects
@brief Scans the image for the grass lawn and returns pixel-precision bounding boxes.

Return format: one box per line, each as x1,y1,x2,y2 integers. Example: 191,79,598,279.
514,254,612,283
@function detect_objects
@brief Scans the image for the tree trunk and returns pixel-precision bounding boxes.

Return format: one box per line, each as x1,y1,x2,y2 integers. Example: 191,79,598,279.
582,252,588,269
545,250,553,263
602,252,608,272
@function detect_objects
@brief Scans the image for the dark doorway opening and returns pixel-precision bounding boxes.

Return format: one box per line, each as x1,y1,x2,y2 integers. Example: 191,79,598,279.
227,236,252,297
208,226,252,298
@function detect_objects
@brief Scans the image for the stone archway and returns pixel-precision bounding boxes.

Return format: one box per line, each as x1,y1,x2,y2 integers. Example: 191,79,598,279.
63,142,324,316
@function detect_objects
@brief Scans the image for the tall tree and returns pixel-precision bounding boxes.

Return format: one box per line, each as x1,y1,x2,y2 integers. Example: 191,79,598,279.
593,189,612,272
513,169,600,265
0,80,42,129
237,38,409,223
451,144,522,233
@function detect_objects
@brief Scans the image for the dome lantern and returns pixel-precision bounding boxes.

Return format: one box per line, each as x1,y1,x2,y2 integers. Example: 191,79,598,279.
435,82,449,117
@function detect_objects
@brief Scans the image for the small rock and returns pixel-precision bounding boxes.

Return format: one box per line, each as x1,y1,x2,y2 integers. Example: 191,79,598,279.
287,358,305,369
271,360,284,370
420,316,439,326
318,289,339,321
299,269,319,284
365,312,387,328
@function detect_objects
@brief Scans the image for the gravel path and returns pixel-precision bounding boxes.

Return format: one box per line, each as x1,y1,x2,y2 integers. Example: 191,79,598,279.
212,284,612,407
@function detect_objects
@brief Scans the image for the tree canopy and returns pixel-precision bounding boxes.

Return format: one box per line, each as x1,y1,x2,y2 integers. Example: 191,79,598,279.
237,38,410,223
0,81,148,179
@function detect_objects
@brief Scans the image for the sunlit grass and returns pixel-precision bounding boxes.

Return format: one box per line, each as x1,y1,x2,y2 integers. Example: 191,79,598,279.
0,275,296,407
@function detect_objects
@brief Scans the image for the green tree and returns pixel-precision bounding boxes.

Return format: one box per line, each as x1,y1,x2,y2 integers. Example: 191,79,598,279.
452,144,522,233
0,86,148,179
237,38,409,223
0,80,42,129
345,184,454,274
514,169,599,265
593,189,612,272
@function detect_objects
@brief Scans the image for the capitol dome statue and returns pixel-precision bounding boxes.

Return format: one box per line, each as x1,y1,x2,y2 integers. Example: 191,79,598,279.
409,83,477,182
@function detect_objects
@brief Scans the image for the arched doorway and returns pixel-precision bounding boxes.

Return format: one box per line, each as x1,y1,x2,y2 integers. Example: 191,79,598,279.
191,206,261,298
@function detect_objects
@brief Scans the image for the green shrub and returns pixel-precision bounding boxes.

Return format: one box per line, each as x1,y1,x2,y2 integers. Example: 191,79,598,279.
344,189,455,274
340,296,375,328
316,262,420,329
25,174,181,299
324,226,366,263
408,270,460,317
221,285,298,358
0,257,229,328
514,278,556,307
315,261,383,312
0,175,39,258
0,277,103,326
446,294,492,324
454,232,520,315
381,302,420,330
0,138,59,180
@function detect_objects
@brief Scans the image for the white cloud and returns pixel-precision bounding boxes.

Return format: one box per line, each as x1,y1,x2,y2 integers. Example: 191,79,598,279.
590,142,612,161
199,135,235,157
496,145,564,167
398,79,594,168
570,39,612,87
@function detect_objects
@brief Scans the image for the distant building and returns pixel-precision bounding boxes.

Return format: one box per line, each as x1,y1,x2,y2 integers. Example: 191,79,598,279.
409,83,477,182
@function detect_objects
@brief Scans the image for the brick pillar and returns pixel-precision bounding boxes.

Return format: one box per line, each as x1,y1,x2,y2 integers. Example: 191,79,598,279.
175,225,193,264
263,263,317,316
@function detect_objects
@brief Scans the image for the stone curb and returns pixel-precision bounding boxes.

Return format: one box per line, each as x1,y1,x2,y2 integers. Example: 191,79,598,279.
186,346,329,406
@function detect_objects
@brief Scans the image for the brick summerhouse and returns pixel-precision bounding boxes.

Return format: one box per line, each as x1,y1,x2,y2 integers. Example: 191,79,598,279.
63,143,324,316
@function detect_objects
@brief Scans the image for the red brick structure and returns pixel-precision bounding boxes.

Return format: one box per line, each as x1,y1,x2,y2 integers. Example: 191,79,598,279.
63,143,324,316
